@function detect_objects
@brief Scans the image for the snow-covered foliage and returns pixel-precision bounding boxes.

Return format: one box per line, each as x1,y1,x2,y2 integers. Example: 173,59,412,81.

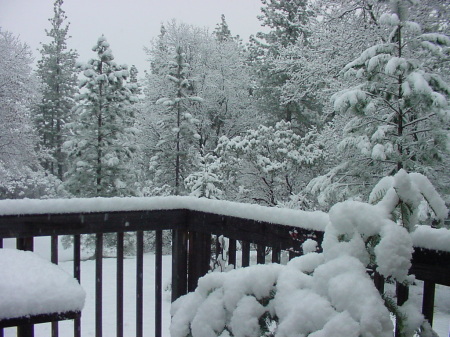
185,152,225,199
141,21,256,196
216,121,323,206
308,1,450,207
0,29,61,199
371,169,448,231
171,171,444,337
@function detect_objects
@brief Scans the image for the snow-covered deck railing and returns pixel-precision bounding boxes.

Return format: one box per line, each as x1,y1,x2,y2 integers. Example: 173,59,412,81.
0,196,449,337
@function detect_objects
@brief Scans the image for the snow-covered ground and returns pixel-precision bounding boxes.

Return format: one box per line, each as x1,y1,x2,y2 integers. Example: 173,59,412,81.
2,237,449,337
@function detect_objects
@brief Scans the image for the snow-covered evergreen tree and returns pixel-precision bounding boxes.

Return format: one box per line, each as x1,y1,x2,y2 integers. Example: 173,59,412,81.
249,0,314,126
141,21,255,196
308,0,450,207
151,46,203,196
184,151,225,199
34,0,78,180
0,29,62,199
217,121,323,206
64,36,138,197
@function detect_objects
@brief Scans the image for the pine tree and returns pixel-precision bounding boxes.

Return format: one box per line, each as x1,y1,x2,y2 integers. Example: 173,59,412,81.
214,14,233,42
250,0,314,127
64,36,138,197
34,0,78,180
154,46,203,195
308,0,450,207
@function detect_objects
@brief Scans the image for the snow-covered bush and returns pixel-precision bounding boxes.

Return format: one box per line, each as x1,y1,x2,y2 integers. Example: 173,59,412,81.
171,170,447,337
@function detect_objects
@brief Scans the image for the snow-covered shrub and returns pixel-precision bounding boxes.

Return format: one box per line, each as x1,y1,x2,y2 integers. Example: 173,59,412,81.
171,170,447,337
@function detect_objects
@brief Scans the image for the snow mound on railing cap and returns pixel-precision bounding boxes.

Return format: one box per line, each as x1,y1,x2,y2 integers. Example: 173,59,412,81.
0,248,85,320
0,196,329,232
411,226,450,252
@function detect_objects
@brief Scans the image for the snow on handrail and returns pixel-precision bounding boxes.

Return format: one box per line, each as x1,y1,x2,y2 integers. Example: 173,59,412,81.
0,196,329,232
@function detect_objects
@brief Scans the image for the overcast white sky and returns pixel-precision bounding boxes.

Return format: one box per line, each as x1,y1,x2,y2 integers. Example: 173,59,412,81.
0,0,265,74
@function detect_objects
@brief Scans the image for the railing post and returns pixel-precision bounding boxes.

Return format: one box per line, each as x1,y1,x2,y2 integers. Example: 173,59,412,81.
188,232,211,292
171,228,188,302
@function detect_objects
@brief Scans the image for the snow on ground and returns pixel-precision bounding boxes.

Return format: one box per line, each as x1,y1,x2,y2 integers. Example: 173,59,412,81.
2,238,449,337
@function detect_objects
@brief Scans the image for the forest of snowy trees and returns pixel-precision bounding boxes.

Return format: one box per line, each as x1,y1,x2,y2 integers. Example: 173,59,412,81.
0,0,449,215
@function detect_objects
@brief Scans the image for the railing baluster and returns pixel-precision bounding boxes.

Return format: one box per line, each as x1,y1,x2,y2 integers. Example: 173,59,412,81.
73,235,81,337
116,232,124,337
373,271,385,294
395,282,409,337
51,235,59,337
136,231,144,337
241,241,250,267
155,230,162,337
228,239,236,268
422,281,435,326
0,229,2,337
257,244,265,264
272,244,281,264
17,237,34,337
95,234,103,337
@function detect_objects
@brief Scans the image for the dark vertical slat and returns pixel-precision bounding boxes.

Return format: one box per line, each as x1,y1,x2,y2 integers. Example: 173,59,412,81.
116,232,124,337
136,231,144,337
395,283,409,337
228,239,236,268
373,271,385,294
73,235,81,337
96,234,103,337
0,238,3,248
187,231,197,292
422,281,435,326
51,235,59,337
241,241,250,267
17,324,34,337
202,233,211,276
272,244,281,264
17,237,34,337
215,235,221,261
257,244,265,264
288,250,297,261
155,230,163,337
171,228,188,302
16,237,34,251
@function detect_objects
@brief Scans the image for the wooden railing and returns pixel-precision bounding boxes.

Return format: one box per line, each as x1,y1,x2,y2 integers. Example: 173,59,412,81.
0,199,449,337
